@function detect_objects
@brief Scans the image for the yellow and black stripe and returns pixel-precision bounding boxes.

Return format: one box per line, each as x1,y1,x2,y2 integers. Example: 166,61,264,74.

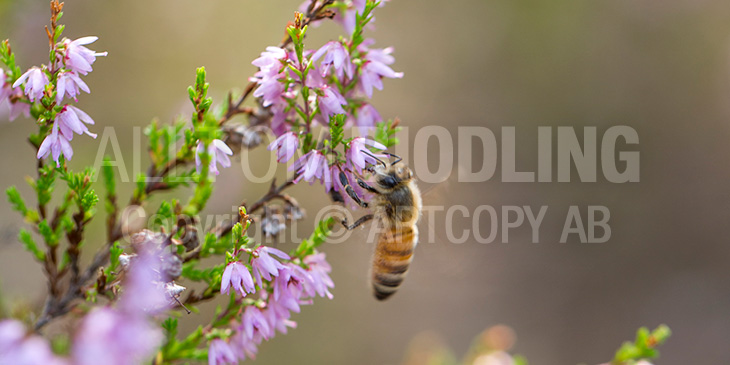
371,225,418,300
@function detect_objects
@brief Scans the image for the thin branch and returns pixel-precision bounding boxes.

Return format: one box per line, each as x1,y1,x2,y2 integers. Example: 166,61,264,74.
212,174,298,239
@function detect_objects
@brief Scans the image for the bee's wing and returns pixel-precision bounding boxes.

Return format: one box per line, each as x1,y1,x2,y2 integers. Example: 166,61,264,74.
414,171,459,246
415,169,458,204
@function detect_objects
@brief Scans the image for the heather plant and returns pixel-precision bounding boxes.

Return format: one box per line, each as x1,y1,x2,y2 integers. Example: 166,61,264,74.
0,1,672,364
1,0,402,363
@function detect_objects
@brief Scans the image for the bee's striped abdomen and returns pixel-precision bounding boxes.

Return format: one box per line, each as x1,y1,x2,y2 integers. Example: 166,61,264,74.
371,225,418,300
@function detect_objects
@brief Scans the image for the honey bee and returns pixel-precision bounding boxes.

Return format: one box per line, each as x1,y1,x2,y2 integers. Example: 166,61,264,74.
340,152,422,300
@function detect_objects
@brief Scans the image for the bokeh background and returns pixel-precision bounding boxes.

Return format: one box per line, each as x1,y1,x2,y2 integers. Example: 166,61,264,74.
2,0,730,364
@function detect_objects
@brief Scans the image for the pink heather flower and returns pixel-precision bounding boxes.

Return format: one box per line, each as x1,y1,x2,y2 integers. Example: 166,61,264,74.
0,70,29,122
324,164,339,192
360,39,396,64
0,320,69,365
73,252,166,365
13,338,68,365
355,103,382,136
272,264,310,313
240,306,273,341
56,71,90,104
56,105,97,138
332,0,367,34
0,320,68,365
208,339,238,365
60,36,108,75
221,261,256,297
347,137,386,171
304,61,327,89
230,331,259,361
8,101,30,121
357,41,403,98
196,139,234,176
252,46,287,70
267,131,299,163
13,67,49,102
270,102,294,136
37,105,98,165
303,252,335,299
359,59,403,98
252,73,285,107
318,86,348,118
251,47,288,107
37,119,74,167
0,320,25,354
289,150,328,183
250,246,290,287
72,307,162,365
320,160,336,190
263,300,298,335
312,41,354,80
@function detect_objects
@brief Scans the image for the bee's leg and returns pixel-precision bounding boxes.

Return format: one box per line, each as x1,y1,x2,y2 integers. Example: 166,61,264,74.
339,171,369,208
356,178,379,194
342,214,374,230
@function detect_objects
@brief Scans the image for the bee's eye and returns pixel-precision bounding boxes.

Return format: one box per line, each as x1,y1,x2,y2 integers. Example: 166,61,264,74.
379,176,398,188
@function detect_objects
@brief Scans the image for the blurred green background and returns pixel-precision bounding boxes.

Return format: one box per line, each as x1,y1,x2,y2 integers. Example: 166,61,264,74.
2,0,730,364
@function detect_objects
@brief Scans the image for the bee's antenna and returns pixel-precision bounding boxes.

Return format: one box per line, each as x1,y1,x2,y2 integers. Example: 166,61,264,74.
361,150,387,169
383,152,402,165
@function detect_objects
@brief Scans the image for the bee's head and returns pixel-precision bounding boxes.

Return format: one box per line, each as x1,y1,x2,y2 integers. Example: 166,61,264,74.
367,153,412,189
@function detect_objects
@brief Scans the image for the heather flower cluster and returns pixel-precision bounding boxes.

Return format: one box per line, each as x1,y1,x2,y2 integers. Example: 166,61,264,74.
256,1,403,205
0,240,173,365
2,18,106,167
71,250,168,365
209,217,335,363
